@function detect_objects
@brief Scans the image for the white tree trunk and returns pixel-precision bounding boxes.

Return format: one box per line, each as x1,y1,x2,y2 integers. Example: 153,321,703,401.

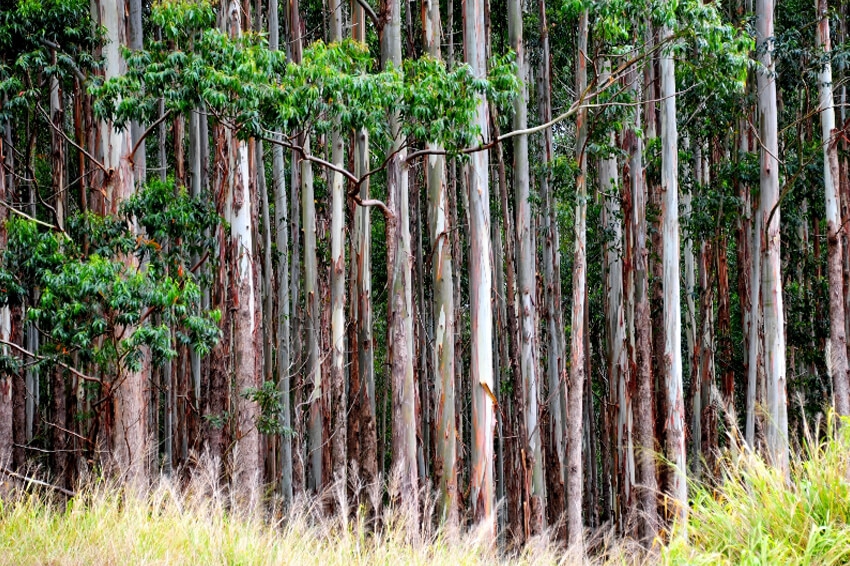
464,0,496,537
756,0,789,472
659,23,687,522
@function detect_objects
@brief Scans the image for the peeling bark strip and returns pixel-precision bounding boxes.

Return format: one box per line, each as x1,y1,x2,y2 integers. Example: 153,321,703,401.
816,0,850,417
659,23,686,523
756,0,789,472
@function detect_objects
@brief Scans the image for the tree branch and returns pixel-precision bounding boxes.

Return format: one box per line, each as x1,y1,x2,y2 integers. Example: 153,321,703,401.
130,110,172,165
36,104,107,173
0,338,100,383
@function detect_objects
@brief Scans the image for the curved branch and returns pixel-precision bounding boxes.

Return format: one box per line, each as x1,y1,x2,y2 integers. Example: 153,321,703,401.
37,104,107,173
130,109,172,164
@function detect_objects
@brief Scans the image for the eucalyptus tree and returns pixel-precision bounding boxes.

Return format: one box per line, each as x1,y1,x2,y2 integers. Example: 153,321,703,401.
465,0,497,536
815,0,849,417
92,0,149,486
568,7,589,546
659,17,687,524
380,0,418,517
349,0,378,509
537,0,566,530
328,0,347,502
756,0,789,472
423,0,458,525
508,0,545,530
267,0,294,504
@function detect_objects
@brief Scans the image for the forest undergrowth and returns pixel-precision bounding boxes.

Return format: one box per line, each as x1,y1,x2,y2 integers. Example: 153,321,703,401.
2,417,850,566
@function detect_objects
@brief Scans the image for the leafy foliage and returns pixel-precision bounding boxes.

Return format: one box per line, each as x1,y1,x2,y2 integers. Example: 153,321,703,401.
0,182,221,379
93,0,519,161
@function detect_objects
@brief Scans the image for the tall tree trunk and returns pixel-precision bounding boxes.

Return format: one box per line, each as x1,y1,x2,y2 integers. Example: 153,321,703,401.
423,0,457,526
625,58,659,542
95,0,148,487
221,0,262,498
268,0,293,505
129,0,146,184
350,0,377,510
567,9,588,546
599,59,632,532
288,0,306,496
756,0,789,471
509,0,544,531
464,0,495,536
382,0,418,517
49,73,70,486
0,133,11,466
328,0,348,506
816,0,850,417
659,23,686,522
538,0,566,533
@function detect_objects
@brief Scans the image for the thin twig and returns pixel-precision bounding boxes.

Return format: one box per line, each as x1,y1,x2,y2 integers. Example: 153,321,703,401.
0,338,100,383
36,105,107,173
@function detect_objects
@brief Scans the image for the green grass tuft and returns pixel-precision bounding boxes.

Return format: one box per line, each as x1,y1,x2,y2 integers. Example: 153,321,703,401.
663,415,850,566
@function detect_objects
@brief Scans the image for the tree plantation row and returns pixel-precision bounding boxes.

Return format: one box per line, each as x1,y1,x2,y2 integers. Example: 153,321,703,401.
0,0,846,550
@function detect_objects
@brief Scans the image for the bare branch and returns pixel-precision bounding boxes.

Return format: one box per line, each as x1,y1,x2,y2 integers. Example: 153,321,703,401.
37,104,107,173
0,338,100,383
130,110,172,165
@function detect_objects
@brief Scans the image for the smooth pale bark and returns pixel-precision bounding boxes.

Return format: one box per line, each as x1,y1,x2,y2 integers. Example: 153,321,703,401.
756,0,789,472
567,10,588,546
95,0,147,487
128,0,145,183
625,59,659,542
816,0,850,416
509,0,544,530
328,0,347,501
382,0,418,517
302,132,321,492
423,0,457,526
659,24,686,522
188,107,204,423
746,208,763,447
223,0,261,496
464,0,495,537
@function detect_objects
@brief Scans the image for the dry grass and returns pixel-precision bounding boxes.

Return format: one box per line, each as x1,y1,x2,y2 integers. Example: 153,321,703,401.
0,462,616,566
